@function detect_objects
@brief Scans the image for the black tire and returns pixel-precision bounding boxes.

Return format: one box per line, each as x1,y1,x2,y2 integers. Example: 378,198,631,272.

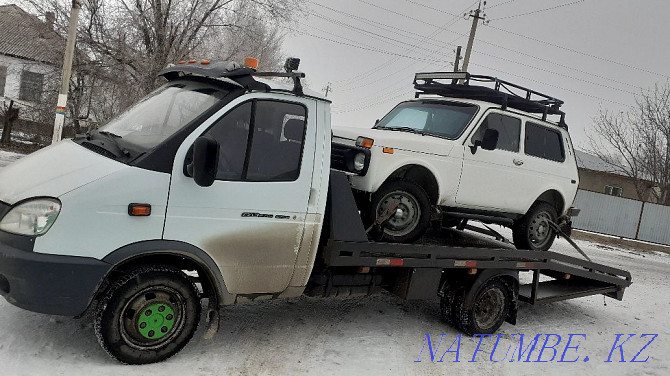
370,179,431,243
451,279,512,335
512,202,558,251
94,265,201,364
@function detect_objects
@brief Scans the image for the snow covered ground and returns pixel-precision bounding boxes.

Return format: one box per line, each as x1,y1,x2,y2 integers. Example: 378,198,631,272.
0,235,667,375
0,150,23,168
0,156,667,374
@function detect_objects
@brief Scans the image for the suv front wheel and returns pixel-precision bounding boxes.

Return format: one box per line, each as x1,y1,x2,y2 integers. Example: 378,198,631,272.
512,202,557,251
370,179,431,243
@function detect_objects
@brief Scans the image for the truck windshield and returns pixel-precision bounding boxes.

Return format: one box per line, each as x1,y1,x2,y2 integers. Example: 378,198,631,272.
97,80,229,150
375,101,478,139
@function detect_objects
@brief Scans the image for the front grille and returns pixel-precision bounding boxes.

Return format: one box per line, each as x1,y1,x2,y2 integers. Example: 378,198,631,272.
331,143,370,176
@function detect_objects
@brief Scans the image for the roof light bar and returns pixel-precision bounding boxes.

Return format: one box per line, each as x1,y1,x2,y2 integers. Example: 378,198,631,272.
414,72,470,83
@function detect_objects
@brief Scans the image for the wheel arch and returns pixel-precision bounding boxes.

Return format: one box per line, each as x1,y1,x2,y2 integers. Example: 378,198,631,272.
91,240,234,311
386,164,440,205
534,189,566,216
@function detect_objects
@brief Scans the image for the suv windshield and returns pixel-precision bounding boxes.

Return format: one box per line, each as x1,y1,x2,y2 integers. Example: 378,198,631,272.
97,80,229,150
375,101,478,139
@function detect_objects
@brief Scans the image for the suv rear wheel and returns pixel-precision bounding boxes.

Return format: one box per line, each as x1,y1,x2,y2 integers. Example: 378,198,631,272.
512,202,557,251
370,179,431,243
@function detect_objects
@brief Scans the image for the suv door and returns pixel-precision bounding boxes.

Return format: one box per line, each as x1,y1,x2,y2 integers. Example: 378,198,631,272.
455,111,528,212
164,96,316,294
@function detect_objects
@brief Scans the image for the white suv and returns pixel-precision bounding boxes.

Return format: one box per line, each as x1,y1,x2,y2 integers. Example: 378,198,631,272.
332,73,579,251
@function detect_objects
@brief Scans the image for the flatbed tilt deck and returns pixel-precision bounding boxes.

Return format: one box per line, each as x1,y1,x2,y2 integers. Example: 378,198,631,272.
308,171,631,335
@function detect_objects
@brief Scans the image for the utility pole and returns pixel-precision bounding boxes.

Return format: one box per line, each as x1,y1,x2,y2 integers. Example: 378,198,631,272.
52,0,81,145
452,46,462,84
461,1,487,75
323,82,332,97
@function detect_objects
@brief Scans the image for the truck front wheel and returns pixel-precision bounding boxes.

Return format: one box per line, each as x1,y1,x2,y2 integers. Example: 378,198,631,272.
94,265,201,364
370,179,431,243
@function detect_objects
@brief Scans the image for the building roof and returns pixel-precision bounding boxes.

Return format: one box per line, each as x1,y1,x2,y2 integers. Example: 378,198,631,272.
0,4,65,66
575,150,625,175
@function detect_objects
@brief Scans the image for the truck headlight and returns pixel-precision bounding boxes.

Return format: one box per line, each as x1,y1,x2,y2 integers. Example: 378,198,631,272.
354,152,366,171
0,198,61,236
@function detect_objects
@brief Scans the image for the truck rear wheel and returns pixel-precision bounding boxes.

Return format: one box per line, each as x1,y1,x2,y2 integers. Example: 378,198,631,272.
513,202,557,251
370,179,431,243
94,265,201,364
449,279,512,335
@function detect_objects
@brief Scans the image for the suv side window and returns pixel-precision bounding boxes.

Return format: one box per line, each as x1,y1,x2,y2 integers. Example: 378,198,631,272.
203,100,307,182
524,122,565,162
471,113,521,152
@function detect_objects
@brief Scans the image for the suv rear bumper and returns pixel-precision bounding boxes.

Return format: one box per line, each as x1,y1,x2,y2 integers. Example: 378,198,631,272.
0,242,111,316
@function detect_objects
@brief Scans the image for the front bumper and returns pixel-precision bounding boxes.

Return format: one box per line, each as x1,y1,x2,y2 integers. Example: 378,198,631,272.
0,241,111,316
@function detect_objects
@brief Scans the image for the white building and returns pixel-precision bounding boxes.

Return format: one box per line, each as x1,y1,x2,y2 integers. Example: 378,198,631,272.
0,4,64,107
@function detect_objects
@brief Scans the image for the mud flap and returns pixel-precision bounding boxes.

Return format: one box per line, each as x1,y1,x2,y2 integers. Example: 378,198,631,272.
203,296,220,340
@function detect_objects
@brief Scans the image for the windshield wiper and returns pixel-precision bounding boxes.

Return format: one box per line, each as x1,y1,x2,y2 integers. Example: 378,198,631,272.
377,126,427,135
95,130,131,157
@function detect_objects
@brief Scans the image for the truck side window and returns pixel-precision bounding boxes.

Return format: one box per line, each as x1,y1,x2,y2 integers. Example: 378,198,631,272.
524,122,565,162
471,113,521,152
203,102,252,180
202,100,306,182
247,101,306,181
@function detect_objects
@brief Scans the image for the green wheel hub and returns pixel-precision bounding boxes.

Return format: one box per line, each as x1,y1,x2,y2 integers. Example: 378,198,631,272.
136,302,176,340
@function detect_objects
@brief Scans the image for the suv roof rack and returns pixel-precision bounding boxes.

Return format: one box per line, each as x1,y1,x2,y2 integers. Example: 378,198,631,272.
413,72,567,129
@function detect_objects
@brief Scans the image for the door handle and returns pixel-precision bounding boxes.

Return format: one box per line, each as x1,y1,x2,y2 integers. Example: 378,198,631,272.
513,159,524,166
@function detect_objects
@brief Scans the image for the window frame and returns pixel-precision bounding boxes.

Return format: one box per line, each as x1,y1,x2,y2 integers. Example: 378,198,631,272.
19,70,44,103
199,98,309,183
523,121,566,163
0,65,7,97
604,185,623,197
470,111,522,153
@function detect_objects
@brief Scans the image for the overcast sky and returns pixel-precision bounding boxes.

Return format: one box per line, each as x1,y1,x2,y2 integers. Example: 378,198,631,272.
282,0,670,149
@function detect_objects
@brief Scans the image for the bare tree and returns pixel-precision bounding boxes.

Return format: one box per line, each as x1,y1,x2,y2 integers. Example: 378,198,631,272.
588,83,670,204
21,0,301,126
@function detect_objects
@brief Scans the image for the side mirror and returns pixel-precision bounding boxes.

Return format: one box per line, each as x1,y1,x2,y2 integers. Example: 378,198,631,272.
470,128,499,154
481,128,499,151
375,119,380,125
188,137,219,187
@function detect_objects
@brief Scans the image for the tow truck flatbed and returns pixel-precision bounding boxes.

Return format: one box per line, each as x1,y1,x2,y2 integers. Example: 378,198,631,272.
318,171,631,309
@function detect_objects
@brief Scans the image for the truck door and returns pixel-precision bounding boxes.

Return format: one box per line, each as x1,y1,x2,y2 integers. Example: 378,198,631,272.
455,111,528,212
164,95,316,294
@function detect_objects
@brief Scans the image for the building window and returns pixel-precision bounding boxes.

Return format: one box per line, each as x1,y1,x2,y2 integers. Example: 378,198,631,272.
0,66,7,97
605,185,623,197
19,71,44,102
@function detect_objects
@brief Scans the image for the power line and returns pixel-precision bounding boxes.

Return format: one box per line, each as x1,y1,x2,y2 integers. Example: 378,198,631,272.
488,24,670,78
471,61,629,107
490,0,586,21
401,0,460,17
322,0,475,86
341,1,667,83
488,0,517,9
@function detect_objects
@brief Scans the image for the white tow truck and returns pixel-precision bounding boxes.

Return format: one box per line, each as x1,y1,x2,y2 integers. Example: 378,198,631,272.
0,58,630,364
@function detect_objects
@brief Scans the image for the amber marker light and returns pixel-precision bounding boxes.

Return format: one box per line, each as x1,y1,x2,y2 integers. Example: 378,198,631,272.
356,137,374,149
244,57,259,70
383,147,394,154
201,59,211,65
188,59,197,63
128,204,152,217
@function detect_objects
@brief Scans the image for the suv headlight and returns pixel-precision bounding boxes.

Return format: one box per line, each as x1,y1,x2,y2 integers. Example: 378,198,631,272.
0,198,61,236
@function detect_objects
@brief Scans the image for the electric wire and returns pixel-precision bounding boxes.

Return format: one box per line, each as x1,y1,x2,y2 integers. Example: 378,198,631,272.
489,0,586,21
